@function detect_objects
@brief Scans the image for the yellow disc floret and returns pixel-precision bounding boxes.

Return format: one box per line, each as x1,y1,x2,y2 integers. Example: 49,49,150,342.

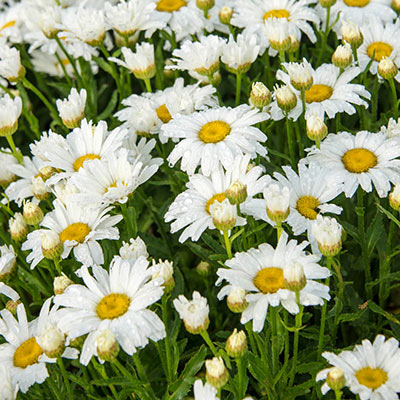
253,267,284,294
156,104,172,123
73,154,100,171
342,148,378,173
305,84,333,103
263,9,290,20
59,223,91,244
198,121,231,143
296,196,320,220
156,0,187,12
96,293,131,320
343,0,370,6
367,42,393,61
14,337,43,369
355,367,388,390
206,193,226,214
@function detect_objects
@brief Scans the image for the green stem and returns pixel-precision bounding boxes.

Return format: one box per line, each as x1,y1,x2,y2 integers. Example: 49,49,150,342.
284,311,289,366
301,90,306,116
335,389,342,400
276,221,283,241
54,258,62,275
161,294,174,383
317,6,331,66
316,139,321,149
289,292,303,386
279,50,286,64
144,78,152,93
223,230,232,259
270,307,279,375
54,36,83,86
132,353,156,398
286,116,296,168
389,78,399,120
200,330,218,356
318,257,332,359
5,135,23,165
236,356,247,398
235,72,242,106
54,51,73,86
57,358,73,400
379,219,395,305
351,44,359,66
245,322,258,356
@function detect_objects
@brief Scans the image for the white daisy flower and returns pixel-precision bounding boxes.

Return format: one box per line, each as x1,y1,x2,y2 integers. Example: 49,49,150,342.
0,94,22,136
22,199,122,268
193,379,219,400
119,237,149,261
0,364,18,400
0,244,16,280
0,303,75,393
358,18,400,82
54,256,166,365
0,44,24,83
168,35,226,78
322,0,396,33
69,148,160,205
216,232,330,332
306,131,400,198
123,137,163,169
161,105,268,176
319,335,400,399
232,0,319,54
380,117,400,139
31,119,128,183
271,63,371,121
56,88,86,129
164,155,268,242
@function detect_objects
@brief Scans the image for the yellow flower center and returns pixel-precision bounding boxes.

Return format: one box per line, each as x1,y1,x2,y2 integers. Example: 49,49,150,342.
263,9,290,20
73,154,100,171
253,267,284,294
13,337,43,369
343,0,370,6
305,84,333,103
156,0,187,12
198,121,231,143
296,196,320,220
156,104,172,123
367,41,393,61
206,192,226,214
96,293,131,320
342,148,378,173
355,367,388,390
59,222,91,244
0,20,16,32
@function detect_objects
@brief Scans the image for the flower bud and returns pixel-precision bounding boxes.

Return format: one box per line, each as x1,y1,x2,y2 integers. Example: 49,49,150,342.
341,21,363,49
284,263,307,292
0,244,16,281
250,82,272,109
97,329,120,362
327,367,346,391
54,273,73,295
23,201,44,226
285,59,313,92
226,329,247,358
163,58,175,79
332,43,353,69
219,6,233,25
225,181,247,205
378,57,398,80
319,0,336,7
37,325,65,358
264,184,290,223
227,287,248,313
389,185,400,211
42,231,64,261
275,84,297,113
288,34,300,53
196,0,215,12
69,335,86,349
392,0,400,13
152,259,174,293
312,215,342,257
56,88,87,130
267,19,291,52
6,299,21,314
32,176,50,200
306,115,328,142
119,237,148,260
210,199,237,231
9,212,28,242
196,261,211,276
206,357,229,389
39,166,57,182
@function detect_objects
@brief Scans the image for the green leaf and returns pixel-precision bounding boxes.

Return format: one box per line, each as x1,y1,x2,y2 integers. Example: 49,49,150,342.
97,90,118,121
376,203,400,229
369,301,400,327
366,212,384,258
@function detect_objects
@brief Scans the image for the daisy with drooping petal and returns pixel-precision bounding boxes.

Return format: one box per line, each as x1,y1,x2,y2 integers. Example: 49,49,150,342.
164,155,268,242
357,18,400,82
56,87,86,129
22,199,122,268
193,379,219,400
306,131,400,198
162,105,268,176
216,232,330,332
271,63,371,121
232,0,319,54
318,335,400,400
54,256,166,365
380,117,400,139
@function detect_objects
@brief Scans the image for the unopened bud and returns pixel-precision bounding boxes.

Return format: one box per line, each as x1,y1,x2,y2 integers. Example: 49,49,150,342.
327,367,346,391
206,357,229,389
54,273,73,295
9,213,28,242
226,181,247,205
211,199,236,231
275,85,297,113
389,185,400,211
163,59,175,79
392,0,400,13
219,6,233,25
0,245,16,281
284,263,306,292
341,21,363,49
285,59,313,92
250,82,272,109
152,259,174,293
288,34,300,53
264,184,290,223
227,287,248,313
196,261,211,276
312,215,342,257
306,115,328,142
23,201,44,226
69,335,86,349
332,43,353,69
319,0,336,7
37,325,65,358
32,176,50,200
378,57,398,80
97,329,120,362
267,20,291,52
226,329,247,358
42,231,64,260
196,0,214,12
39,166,57,181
